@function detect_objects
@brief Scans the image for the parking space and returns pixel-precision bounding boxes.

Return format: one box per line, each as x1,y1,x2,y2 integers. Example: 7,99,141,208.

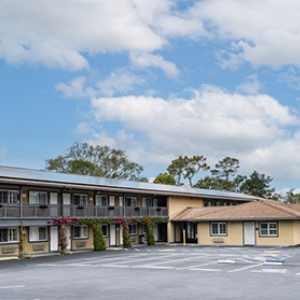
1,245,300,300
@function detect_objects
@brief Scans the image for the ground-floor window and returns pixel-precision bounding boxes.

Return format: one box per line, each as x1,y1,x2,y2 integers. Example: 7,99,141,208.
73,225,89,239
29,227,48,242
0,228,19,243
259,222,278,237
129,223,137,235
210,222,227,236
102,225,108,237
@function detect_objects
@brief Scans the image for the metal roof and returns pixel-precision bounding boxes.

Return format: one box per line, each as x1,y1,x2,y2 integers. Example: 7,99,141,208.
0,166,258,201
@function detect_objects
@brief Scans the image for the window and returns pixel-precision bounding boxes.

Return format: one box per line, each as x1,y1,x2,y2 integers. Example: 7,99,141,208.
259,222,278,237
74,226,89,239
210,222,227,236
129,223,137,235
0,228,19,243
96,195,108,206
73,194,88,206
126,197,137,207
0,190,19,204
29,227,47,242
204,201,211,207
102,225,108,237
29,191,47,204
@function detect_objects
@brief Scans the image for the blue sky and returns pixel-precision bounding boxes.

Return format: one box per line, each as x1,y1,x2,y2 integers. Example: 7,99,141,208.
1,0,300,191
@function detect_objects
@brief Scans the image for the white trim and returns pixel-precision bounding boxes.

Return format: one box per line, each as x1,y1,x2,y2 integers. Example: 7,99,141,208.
0,227,19,244
29,227,48,242
259,222,278,237
210,222,227,236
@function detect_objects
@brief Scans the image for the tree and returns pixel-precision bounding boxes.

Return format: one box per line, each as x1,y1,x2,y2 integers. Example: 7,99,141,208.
211,157,240,181
285,190,300,203
46,142,146,181
153,173,176,185
194,176,235,191
167,155,210,186
239,171,275,198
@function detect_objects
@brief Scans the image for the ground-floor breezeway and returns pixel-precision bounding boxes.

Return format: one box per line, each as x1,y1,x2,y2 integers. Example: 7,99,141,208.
2,245,300,300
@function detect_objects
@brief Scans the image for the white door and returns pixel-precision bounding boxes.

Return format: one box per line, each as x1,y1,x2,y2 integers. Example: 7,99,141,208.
154,225,158,241
119,196,123,207
244,222,255,245
66,226,71,250
50,227,58,252
110,225,116,246
63,193,71,217
50,193,58,217
109,196,115,206
120,225,123,245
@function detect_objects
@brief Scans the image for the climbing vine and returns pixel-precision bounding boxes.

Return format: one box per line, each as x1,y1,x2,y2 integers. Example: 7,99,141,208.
49,216,168,253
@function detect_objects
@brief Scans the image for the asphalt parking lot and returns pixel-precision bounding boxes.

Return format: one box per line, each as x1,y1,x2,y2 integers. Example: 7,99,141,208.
1,245,300,300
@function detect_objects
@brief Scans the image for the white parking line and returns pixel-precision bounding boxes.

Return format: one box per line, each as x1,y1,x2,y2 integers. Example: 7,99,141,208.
251,269,287,274
0,285,25,289
177,261,217,270
227,263,264,273
189,268,221,272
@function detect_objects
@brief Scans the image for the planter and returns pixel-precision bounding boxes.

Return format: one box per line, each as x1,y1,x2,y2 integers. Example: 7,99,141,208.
134,207,140,211
39,205,48,209
156,207,162,211
109,206,115,210
77,206,85,210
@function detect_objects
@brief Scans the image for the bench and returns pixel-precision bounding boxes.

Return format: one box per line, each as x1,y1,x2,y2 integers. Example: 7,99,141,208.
2,246,17,254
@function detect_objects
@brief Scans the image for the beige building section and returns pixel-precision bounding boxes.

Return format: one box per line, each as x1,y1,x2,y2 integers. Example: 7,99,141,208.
167,196,204,243
72,226,94,250
198,222,244,246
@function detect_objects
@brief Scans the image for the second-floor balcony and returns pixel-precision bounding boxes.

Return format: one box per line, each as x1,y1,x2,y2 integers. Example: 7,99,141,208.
0,204,168,219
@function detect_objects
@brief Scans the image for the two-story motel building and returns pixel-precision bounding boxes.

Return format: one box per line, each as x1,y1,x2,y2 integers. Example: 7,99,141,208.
0,165,260,256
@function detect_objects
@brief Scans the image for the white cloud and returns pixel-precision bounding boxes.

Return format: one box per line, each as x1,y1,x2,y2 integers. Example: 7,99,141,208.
131,53,180,78
87,85,300,179
98,69,145,97
237,74,262,95
56,77,96,99
190,0,300,69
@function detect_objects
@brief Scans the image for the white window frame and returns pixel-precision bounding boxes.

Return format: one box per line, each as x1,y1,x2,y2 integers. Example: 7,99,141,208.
73,225,89,239
102,225,108,237
129,223,138,235
210,222,227,236
29,227,48,242
259,222,278,237
29,191,48,205
0,189,19,204
73,194,88,206
96,195,108,207
126,197,137,207
0,227,19,244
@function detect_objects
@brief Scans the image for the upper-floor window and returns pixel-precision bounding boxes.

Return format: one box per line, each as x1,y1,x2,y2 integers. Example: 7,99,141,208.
210,222,227,236
29,191,47,204
259,222,278,237
126,197,137,207
102,225,108,237
0,228,19,243
73,194,88,206
29,227,48,242
96,195,108,206
0,190,19,204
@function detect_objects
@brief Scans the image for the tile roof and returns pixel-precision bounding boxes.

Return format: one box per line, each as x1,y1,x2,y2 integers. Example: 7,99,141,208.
172,199,300,221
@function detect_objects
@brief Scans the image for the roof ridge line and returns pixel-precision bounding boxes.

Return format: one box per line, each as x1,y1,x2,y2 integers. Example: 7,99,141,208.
262,200,300,218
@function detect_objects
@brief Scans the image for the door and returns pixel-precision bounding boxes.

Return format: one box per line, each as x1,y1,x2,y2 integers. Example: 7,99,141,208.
66,226,71,250
186,222,197,243
119,224,123,245
50,192,58,217
110,225,116,246
244,222,255,245
63,193,71,217
50,227,58,252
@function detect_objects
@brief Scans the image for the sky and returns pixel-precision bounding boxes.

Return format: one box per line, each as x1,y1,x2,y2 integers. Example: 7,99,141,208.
1,0,300,191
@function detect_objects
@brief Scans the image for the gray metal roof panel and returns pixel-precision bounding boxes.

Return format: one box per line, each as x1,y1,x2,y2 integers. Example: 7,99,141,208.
0,166,258,200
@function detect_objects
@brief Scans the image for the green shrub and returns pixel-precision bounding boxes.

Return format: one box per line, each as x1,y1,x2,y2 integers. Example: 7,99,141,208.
146,222,155,246
94,224,106,251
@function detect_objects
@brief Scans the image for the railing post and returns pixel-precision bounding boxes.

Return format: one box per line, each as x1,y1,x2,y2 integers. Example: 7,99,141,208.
35,205,37,218
95,205,97,218
20,187,23,218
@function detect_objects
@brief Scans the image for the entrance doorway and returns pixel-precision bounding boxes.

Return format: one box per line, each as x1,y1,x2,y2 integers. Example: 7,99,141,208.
244,222,256,245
